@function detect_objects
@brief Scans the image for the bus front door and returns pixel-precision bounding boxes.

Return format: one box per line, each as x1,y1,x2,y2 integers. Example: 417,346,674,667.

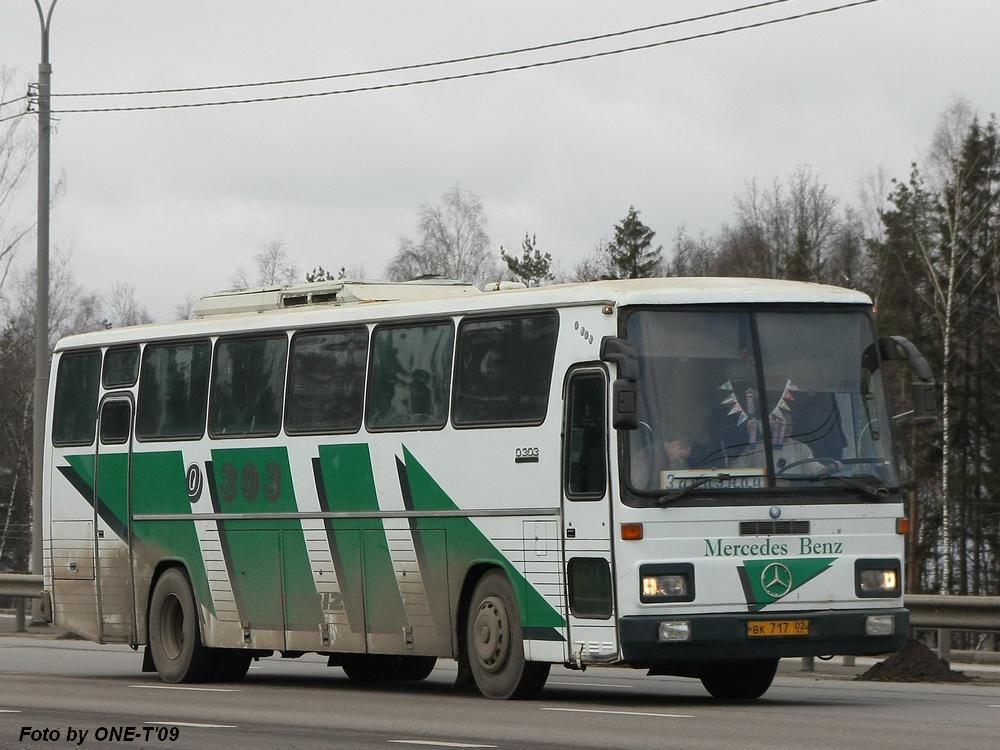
93,396,135,644
561,368,619,664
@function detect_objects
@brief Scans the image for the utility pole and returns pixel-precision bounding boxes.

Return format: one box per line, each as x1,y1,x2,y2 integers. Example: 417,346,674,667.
31,0,58,624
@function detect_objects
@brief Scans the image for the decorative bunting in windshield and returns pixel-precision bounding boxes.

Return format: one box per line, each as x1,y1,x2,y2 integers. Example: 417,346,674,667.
720,379,798,445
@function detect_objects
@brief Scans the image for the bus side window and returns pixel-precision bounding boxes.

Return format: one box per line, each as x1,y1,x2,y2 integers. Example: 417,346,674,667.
136,340,211,441
285,327,368,434
209,335,288,438
565,372,607,499
52,349,102,446
453,312,558,427
366,321,454,431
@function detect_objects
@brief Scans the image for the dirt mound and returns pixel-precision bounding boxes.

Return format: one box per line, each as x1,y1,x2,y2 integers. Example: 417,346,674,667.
857,638,970,682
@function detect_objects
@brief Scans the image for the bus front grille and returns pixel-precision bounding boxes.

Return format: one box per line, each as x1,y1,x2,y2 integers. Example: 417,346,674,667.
739,520,810,536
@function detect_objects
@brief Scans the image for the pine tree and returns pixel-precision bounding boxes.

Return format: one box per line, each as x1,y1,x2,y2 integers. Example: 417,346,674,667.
500,233,554,287
606,206,662,279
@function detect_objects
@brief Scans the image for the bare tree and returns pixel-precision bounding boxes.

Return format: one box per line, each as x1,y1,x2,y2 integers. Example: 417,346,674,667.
718,167,839,282
0,251,105,571
0,67,37,299
173,292,197,321
229,240,299,290
104,281,153,328
927,96,975,190
386,186,498,285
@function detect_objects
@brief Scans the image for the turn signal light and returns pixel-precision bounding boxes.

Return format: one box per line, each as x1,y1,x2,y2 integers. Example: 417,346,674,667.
621,523,643,541
896,517,910,535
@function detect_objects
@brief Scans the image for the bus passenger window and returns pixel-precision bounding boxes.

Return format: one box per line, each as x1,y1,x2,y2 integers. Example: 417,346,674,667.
103,346,139,388
210,335,288,438
366,322,453,430
52,350,102,446
136,340,211,440
565,372,607,498
285,327,367,433
453,312,558,427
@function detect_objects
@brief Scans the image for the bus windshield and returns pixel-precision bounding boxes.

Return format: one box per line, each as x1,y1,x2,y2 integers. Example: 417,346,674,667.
624,308,898,499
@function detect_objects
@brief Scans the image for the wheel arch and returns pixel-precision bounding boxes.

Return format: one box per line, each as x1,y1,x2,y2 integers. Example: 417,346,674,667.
145,558,206,645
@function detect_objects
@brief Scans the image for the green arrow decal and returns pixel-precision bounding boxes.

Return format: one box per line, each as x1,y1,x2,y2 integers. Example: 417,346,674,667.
401,445,564,638
738,557,836,612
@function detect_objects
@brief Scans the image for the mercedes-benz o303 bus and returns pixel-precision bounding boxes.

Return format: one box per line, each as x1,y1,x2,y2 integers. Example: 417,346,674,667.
41,277,935,700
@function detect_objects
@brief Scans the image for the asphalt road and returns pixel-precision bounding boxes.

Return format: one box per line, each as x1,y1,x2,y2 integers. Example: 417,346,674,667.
1,637,998,750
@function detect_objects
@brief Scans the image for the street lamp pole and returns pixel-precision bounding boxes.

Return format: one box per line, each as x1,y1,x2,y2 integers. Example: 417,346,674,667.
31,0,58,623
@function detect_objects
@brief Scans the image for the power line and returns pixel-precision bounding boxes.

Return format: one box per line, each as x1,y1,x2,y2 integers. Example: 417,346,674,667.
53,0,801,99
0,94,30,108
0,110,31,125
50,0,880,115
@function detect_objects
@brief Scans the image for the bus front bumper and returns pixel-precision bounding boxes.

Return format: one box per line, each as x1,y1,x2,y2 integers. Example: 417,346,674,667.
618,607,908,664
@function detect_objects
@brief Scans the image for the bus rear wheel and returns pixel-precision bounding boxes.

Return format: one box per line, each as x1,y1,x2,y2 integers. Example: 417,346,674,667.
341,654,437,682
148,568,215,683
211,650,252,682
466,571,549,700
699,658,779,700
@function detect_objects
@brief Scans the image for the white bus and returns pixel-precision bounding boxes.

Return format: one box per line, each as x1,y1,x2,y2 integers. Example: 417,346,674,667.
41,277,935,699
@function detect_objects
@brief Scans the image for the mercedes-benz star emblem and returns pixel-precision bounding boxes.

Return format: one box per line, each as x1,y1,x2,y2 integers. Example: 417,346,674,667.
760,562,793,598
769,505,781,519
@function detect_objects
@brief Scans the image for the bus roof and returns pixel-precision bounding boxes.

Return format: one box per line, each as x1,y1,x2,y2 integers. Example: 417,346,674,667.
54,277,872,352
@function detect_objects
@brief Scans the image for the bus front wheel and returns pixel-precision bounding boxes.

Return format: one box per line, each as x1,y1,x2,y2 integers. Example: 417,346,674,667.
699,658,779,700
465,571,549,699
148,568,215,683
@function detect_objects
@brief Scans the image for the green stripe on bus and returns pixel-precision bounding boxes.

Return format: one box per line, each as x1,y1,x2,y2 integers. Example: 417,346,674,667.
210,446,323,632
65,452,215,617
315,443,408,636
401,445,565,632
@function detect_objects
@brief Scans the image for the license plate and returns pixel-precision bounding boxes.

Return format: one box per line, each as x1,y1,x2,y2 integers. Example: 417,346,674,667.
747,619,810,637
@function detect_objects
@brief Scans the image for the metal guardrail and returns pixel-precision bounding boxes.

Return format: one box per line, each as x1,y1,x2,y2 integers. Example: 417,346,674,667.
0,574,44,633
0,573,44,600
905,594,1000,631
904,594,1000,662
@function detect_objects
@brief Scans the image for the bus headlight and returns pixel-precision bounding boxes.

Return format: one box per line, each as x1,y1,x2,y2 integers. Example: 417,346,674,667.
855,559,901,597
643,574,687,598
639,564,695,603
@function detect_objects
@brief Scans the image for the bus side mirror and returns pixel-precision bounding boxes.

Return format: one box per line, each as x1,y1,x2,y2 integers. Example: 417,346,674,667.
879,335,938,426
600,336,639,430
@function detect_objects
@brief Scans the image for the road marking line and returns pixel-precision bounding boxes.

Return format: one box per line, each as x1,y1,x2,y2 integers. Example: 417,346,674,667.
388,742,497,748
542,707,693,719
988,705,1000,708
549,681,631,689
0,710,22,713
129,684,240,692
145,721,237,729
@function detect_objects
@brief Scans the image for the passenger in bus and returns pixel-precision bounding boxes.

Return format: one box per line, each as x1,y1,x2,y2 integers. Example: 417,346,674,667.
474,347,506,398
631,425,696,490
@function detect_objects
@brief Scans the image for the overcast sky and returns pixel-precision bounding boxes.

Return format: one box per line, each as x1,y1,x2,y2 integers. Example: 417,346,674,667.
1,0,997,321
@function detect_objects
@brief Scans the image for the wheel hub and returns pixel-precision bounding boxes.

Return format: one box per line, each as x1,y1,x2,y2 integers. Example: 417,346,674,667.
160,593,185,660
472,595,509,673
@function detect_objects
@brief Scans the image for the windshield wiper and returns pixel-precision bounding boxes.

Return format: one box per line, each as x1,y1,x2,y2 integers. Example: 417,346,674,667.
655,474,731,507
779,472,890,500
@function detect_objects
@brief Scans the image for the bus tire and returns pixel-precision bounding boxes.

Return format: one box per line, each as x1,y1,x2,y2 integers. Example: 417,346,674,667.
465,570,549,700
148,567,215,683
211,649,252,682
699,658,779,700
341,654,437,682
